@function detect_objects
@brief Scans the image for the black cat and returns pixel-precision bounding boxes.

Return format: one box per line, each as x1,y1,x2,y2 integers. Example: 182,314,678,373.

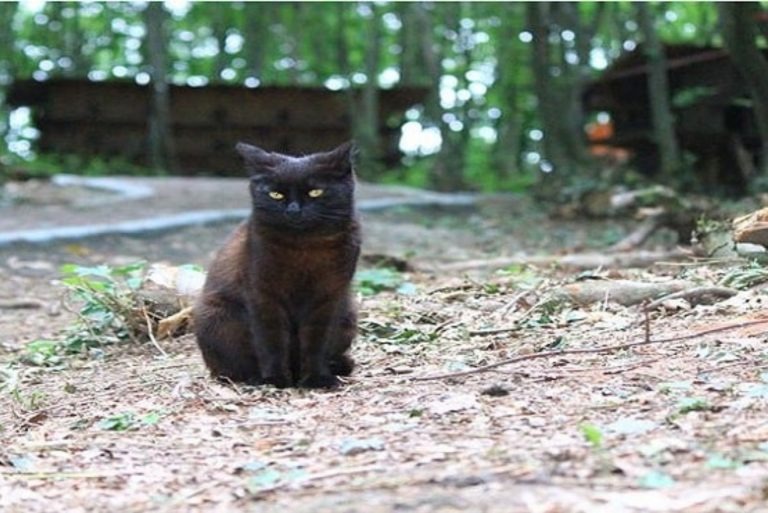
194,142,360,388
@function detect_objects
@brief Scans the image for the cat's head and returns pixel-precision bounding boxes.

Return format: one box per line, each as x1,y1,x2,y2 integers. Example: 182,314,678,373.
236,141,357,234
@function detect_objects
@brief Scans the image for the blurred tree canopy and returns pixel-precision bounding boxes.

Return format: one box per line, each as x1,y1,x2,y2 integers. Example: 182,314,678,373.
0,1,767,195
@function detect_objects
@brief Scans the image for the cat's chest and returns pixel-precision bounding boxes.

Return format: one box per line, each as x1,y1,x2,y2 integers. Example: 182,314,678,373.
256,243,353,291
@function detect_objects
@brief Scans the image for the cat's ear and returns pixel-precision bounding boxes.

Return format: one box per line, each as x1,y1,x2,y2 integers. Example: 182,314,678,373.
235,142,278,176
315,140,357,176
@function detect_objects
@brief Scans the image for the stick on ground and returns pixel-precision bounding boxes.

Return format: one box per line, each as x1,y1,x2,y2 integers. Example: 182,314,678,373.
413,319,768,382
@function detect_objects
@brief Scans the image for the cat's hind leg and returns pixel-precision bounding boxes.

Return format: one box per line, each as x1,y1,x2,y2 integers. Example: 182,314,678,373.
328,305,356,377
194,298,261,384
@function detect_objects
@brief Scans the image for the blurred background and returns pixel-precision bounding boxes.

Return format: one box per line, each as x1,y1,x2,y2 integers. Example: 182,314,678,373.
1,1,767,196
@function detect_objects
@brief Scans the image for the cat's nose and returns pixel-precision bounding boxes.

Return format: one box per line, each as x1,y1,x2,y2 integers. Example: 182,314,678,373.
286,201,301,217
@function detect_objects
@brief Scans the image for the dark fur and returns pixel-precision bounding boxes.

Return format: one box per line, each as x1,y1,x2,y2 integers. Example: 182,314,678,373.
194,142,360,389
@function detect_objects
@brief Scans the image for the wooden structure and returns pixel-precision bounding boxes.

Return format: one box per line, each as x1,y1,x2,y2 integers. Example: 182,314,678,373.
7,78,429,175
583,45,765,193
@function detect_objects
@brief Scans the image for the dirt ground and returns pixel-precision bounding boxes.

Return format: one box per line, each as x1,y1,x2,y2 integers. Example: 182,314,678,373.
2,178,768,513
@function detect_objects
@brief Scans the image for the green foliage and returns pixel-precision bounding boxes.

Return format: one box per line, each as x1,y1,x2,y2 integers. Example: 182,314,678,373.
672,86,717,108
720,261,768,290
6,153,161,178
580,423,604,449
355,268,416,296
22,262,148,366
676,397,711,414
639,471,675,489
360,319,438,346
0,1,736,190
706,454,740,470
23,339,62,367
0,364,47,411
98,411,163,431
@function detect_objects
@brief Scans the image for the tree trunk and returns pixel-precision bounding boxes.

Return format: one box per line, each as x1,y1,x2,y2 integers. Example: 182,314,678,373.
492,3,523,177
416,3,468,190
51,2,86,77
243,3,267,83
212,8,229,80
0,1,18,173
398,2,427,86
356,3,382,177
636,2,682,182
527,2,570,182
718,2,768,175
144,2,175,172
556,2,605,167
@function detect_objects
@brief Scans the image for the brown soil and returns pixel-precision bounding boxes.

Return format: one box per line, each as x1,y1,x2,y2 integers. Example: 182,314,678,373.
2,178,767,513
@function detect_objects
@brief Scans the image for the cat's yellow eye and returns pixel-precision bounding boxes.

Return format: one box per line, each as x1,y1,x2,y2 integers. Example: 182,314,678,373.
308,189,324,198
268,191,284,200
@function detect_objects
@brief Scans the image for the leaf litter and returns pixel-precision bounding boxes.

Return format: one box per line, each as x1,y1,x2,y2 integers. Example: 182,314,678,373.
2,203,768,512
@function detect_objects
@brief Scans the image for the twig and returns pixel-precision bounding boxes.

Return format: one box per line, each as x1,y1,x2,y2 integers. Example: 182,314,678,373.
413,318,768,382
142,307,168,358
644,300,651,343
1,469,141,479
644,286,738,310
469,325,520,336
0,298,44,309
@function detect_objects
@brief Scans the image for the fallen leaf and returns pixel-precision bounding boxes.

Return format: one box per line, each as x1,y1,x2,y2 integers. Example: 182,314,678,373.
338,437,385,456
427,393,479,415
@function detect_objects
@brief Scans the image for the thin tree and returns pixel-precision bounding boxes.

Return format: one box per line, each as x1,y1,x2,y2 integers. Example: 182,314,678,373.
492,2,524,177
718,2,768,175
555,2,605,167
417,3,468,190
144,2,175,172
357,2,383,176
0,1,18,177
527,2,569,180
636,2,682,182
242,3,267,83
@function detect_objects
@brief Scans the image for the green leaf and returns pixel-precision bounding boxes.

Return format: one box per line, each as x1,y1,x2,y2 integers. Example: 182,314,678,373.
676,397,710,414
141,412,162,426
23,339,62,366
580,423,603,449
354,267,415,296
246,468,283,493
640,471,675,489
706,454,740,469
98,412,137,431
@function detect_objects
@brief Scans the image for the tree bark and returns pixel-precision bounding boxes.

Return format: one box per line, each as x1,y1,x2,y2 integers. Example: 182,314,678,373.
492,3,523,177
527,2,570,182
556,2,605,167
144,2,175,172
242,3,267,82
416,3,469,190
398,2,427,86
636,2,682,182
718,2,768,175
356,3,383,177
212,7,229,80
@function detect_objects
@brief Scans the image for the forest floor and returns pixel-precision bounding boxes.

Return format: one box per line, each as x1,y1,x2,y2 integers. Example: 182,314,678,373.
2,177,768,513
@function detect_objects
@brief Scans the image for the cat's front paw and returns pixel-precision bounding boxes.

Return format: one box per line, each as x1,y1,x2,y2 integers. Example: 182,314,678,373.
299,374,340,389
262,374,293,389
329,354,355,376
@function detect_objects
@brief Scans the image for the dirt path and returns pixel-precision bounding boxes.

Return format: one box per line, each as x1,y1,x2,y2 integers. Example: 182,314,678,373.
2,178,768,513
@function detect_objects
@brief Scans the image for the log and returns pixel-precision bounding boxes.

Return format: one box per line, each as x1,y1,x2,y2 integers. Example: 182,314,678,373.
733,208,768,247
549,279,694,306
